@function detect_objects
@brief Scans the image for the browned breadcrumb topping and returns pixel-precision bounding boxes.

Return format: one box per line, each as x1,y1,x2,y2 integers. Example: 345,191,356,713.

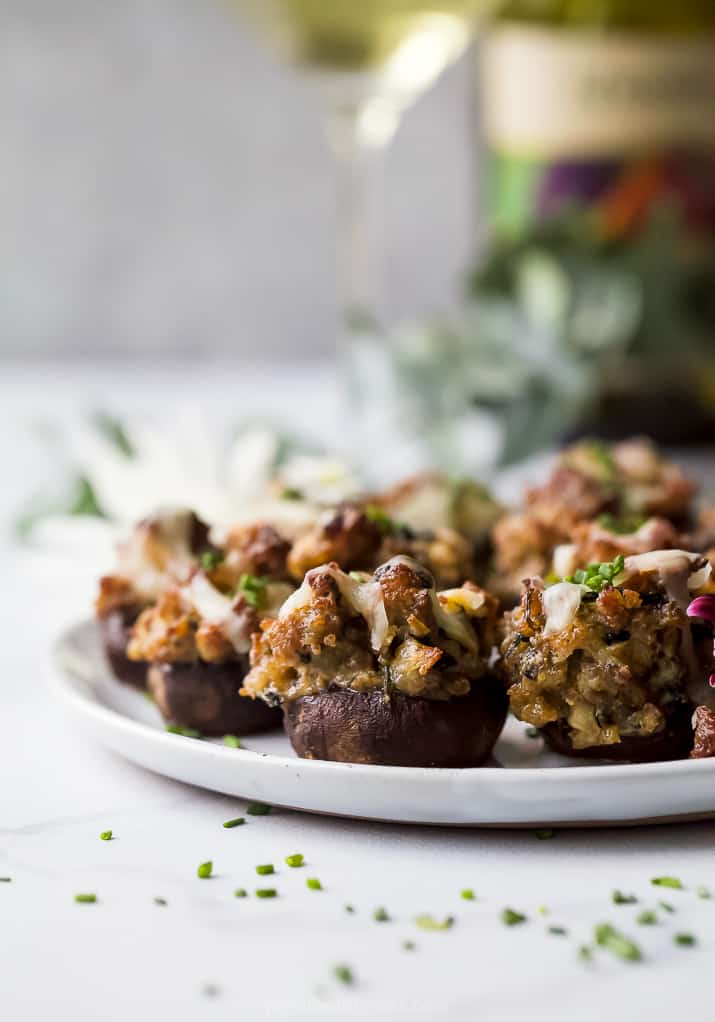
242,558,501,704
501,575,695,750
128,589,257,665
286,502,477,588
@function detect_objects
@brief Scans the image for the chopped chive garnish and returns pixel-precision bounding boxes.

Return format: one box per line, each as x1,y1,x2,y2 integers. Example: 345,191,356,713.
344,904,355,913
537,905,549,916
402,940,416,951
658,901,675,913
153,897,167,906
674,933,696,946
612,890,638,905
100,830,113,841
696,885,711,899
306,878,322,891
285,854,304,868
535,829,555,840
74,893,97,904
166,725,202,739
0,877,11,883
594,923,642,962
333,965,353,985
501,908,527,926
461,889,475,901
234,888,247,898
256,864,274,876
255,888,277,899
564,554,625,591
651,876,682,889
223,817,245,829
200,550,224,572
238,573,268,611
548,926,568,936
415,914,454,931
246,802,271,816
197,861,213,879
636,910,657,926
223,735,242,749
364,504,396,535
578,945,593,961
373,907,390,922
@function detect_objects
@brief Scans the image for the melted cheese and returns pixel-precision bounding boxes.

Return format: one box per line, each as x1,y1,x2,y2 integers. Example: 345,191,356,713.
118,508,197,600
180,574,250,654
552,544,577,579
617,550,711,608
543,582,590,637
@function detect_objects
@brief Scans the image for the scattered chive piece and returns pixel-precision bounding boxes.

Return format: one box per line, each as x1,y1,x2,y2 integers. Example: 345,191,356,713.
651,876,683,889
696,885,711,899
373,907,390,922
402,940,416,951
613,890,638,905
280,487,303,501
202,983,221,998
535,829,555,840
333,965,353,985
256,864,274,876
223,735,242,749
223,817,245,829
74,893,97,904
594,923,642,962
285,854,304,868
153,897,167,906
658,901,675,913
501,908,527,926
578,945,593,961
234,888,247,898
461,889,475,901
674,933,696,947
525,727,540,739
344,904,355,914
537,905,549,916
415,914,454,931
636,910,657,926
0,877,12,883
565,554,625,592
364,504,396,535
100,830,113,841
166,725,202,739
197,861,213,879
246,802,271,816
306,878,322,891
548,926,567,936
255,888,277,899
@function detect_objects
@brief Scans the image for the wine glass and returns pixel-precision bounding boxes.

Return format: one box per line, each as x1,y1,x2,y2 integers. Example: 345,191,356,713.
227,1,480,414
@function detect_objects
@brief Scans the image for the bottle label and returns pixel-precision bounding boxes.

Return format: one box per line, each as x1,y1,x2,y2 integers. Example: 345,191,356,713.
481,27,715,159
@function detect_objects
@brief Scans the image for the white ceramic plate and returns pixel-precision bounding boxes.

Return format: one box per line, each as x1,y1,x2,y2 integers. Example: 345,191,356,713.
51,620,715,828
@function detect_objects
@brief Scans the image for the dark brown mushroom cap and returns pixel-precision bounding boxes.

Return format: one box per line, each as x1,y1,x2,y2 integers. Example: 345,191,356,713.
284,676,508,768
541,703,695,763
148,660,281,737
100,610,148,690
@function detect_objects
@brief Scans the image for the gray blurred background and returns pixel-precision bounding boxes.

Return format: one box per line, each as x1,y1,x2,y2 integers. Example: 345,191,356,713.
0,0,478,360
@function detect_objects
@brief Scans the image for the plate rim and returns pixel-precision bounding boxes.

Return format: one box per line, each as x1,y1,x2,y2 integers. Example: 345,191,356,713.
50,618,715,786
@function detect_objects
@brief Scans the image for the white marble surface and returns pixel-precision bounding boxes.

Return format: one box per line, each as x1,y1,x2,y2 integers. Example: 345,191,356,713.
4,361,715,1021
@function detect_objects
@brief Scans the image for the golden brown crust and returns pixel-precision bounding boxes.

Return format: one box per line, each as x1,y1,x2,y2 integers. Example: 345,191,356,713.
243,559,500,704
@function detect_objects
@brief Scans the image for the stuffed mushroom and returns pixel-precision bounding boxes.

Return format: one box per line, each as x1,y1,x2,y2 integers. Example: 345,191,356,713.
95,509,212,687
242,555,507,767
128,569,293,735
501,550,714,761
287,501,479,590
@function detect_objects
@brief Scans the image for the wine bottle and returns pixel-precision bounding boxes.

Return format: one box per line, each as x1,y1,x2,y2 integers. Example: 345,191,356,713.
474,0,715,444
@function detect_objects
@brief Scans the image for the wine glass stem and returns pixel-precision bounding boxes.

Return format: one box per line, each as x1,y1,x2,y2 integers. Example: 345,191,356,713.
325,104,392,337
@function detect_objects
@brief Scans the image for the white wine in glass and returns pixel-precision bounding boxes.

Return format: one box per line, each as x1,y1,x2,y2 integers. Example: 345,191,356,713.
229,1,480,399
